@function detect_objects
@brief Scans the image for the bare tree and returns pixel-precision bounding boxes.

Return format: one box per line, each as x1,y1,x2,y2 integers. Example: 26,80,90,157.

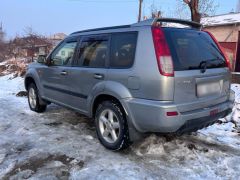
23,27,41,61
3,27,53,61
21,27,52,61
143,1,162,20
0,42,6,61
0,22,4,42
0,24,7,61
0,25,54,63
176,0,218,22
7,38,20,59
150,3,162,18
183,0,201,22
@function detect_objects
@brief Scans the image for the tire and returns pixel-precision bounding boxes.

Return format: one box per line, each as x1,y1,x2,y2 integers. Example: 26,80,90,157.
27,83,47,113
95,101,130,151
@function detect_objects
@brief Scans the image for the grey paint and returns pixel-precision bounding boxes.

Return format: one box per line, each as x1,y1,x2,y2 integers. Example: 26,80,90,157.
25,20,233,140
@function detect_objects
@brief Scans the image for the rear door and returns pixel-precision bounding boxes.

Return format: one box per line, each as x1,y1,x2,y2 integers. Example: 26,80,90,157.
164,28,231,112
66,35,109,112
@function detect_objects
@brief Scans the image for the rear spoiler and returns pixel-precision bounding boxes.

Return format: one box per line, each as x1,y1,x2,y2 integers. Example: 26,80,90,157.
156,18,202,29
132,18,202,30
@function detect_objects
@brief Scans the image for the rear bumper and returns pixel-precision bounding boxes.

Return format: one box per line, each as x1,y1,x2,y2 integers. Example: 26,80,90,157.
122,98,233,133
176,109,231,135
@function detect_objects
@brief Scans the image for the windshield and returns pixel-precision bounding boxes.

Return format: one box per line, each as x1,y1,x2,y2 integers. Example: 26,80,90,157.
163,28,227,71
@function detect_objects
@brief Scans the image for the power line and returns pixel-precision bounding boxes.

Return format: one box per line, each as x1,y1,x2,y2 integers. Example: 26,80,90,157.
68,0,138,3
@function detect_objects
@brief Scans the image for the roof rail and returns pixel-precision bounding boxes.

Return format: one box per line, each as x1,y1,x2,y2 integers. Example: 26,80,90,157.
70,18,202,35
132,18,202,29
131,18,155,27
71,25,131,35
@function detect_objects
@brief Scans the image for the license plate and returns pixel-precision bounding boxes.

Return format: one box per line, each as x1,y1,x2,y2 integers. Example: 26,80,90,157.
197,81,221,97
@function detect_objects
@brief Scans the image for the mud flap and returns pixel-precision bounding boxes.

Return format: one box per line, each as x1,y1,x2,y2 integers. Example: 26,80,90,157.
126,116,145,142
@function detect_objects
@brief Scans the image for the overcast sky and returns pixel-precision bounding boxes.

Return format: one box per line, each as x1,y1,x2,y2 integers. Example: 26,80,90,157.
0,0,238,39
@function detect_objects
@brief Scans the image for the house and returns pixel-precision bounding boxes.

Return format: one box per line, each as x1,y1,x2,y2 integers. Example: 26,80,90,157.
49,33,66,47
201,12,240,72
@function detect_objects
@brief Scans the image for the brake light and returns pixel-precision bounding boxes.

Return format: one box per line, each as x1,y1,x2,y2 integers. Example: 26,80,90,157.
203,30,231,70
152,27,174,76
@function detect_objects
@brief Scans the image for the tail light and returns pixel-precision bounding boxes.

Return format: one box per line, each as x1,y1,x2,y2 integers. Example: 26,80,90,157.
204,30,231,70
152,27,174,76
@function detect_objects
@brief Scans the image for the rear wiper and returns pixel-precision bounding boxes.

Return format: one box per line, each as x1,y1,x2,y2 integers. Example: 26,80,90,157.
188,58,226,72
204,57,226,67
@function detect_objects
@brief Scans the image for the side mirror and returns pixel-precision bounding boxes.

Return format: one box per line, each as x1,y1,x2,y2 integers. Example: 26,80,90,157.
37,55,47,64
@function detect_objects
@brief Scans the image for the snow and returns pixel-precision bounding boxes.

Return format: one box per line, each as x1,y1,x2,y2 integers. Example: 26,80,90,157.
0,61,6,66
0,75,240,179
201,12,240,27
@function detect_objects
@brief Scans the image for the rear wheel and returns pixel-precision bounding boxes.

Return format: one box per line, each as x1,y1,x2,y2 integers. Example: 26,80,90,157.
27,83,47,113
95,101,130,150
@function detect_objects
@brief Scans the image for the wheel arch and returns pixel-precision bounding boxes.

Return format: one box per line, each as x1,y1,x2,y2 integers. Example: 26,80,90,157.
91,94,126,118
25,76,36,90
91,93,143,142
25,73,47,105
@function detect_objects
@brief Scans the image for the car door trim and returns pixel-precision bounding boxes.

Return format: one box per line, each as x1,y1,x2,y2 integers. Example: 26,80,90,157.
43,84,88,99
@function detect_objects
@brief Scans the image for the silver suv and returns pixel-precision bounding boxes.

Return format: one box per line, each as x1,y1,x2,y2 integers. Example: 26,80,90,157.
25,18,234,150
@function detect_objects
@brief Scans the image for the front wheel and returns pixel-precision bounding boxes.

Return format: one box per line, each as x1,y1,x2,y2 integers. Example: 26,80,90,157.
27,83,47,113
95,101,130,150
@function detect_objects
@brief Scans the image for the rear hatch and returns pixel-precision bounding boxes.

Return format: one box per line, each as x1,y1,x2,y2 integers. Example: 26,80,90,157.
163,28,231,112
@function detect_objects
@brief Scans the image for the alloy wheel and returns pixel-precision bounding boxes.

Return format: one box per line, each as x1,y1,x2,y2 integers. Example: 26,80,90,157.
29,87,37,109
99,109,120,143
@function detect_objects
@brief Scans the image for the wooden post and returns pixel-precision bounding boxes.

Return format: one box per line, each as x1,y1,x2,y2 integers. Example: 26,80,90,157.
235,31,240,72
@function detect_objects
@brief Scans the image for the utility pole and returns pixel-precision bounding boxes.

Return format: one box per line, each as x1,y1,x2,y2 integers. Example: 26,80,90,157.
138,0,143,22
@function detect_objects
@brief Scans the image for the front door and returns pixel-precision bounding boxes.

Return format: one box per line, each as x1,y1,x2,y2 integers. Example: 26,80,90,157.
41,38,78,105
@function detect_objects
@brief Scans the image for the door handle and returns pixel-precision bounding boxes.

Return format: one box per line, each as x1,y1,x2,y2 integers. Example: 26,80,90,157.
60,71,68,76
94,74,104,80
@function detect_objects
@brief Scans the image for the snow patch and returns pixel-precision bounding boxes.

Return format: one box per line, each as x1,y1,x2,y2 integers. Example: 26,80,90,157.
0,75,240,179
202,13,240,26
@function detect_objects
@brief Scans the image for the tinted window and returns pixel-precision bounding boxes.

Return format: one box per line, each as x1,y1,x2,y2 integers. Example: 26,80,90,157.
51,41,77,66
110,33,137,68
164,28,226,71
78,39,108,68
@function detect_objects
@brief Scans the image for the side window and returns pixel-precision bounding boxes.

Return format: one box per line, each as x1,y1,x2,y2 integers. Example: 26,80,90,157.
110,33,137,68
51,41,77,66
78,39,108,68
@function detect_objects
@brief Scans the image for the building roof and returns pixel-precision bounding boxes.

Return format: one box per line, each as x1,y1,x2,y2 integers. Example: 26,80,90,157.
49,33,66,40
201,12,240,27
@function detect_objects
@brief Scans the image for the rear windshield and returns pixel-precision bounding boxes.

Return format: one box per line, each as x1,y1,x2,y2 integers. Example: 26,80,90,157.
163,28,227,71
